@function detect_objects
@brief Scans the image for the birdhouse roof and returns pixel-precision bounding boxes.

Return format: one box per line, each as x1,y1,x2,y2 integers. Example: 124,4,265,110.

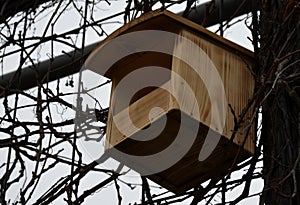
84,10,255,79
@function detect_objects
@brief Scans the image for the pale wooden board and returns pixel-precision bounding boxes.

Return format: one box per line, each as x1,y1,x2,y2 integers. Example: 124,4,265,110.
171,29,255,154
106,82,174,148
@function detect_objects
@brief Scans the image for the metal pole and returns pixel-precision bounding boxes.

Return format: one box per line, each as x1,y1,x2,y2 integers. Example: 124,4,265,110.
181,0,249,27
0,43,97,97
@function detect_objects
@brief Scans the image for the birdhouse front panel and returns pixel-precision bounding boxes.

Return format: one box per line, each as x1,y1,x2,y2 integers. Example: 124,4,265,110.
84,10,256,194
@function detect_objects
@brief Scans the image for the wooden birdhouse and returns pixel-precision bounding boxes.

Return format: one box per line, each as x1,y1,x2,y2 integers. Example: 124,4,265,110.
84,10,256,194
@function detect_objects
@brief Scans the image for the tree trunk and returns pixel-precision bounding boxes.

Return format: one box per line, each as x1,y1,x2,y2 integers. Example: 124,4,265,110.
259,0,300,204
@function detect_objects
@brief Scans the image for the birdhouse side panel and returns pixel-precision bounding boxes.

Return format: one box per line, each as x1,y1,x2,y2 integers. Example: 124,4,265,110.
170,29,255,154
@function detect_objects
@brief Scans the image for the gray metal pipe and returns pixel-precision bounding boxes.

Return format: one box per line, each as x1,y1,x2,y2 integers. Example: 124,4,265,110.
0,0,253,98
0,44,96,96
180,0,249,27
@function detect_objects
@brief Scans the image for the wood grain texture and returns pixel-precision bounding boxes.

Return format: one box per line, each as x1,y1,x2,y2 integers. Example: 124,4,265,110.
171,29,255,154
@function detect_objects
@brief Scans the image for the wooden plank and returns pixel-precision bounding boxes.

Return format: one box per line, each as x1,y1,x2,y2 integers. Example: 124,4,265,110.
106,82,174,148
171,29,255,154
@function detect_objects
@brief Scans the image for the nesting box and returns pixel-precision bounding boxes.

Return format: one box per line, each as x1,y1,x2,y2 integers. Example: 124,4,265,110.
85,10,256,193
